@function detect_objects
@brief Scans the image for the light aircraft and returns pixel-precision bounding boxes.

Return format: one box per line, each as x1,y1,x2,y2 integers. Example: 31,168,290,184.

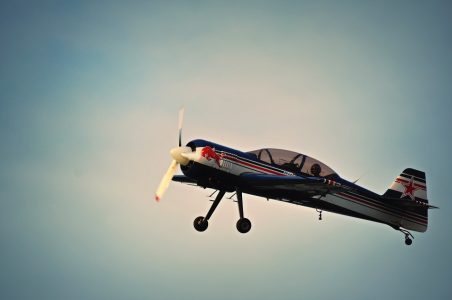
155,109,437,245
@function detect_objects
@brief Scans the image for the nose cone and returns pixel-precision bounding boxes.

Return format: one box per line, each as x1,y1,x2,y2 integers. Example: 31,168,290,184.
170,146,192,165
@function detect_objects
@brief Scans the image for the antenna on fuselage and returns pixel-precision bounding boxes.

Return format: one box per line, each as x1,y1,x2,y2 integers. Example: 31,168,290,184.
353,172,368,184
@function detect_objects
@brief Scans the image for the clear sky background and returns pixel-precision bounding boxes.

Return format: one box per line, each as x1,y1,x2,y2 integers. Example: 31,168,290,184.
1,1,452,299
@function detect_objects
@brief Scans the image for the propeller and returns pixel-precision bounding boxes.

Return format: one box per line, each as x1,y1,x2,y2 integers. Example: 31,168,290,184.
155,108,194,201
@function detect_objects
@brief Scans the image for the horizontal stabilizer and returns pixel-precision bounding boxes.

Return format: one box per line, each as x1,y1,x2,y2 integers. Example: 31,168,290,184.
383,197,438,209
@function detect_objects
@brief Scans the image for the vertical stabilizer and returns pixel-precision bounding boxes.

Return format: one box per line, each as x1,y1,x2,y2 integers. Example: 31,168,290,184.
383,168,428,204
383,168,429,232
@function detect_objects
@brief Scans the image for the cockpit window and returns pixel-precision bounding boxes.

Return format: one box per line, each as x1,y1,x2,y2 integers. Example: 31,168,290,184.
258,149,272,164
247,148,337,177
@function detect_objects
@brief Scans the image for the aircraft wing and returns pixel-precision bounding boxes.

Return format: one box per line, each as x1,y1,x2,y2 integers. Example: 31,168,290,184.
238,173,350,195
172,173,351,196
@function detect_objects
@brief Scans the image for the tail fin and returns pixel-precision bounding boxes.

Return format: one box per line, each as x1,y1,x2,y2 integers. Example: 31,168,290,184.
383,168,429,232
383,168,428,203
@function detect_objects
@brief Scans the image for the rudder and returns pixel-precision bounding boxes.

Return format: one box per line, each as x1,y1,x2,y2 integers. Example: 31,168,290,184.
383,168,428,204
383,168,429,232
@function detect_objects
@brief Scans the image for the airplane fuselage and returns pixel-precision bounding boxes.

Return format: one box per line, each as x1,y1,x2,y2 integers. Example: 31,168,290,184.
177,139,428,232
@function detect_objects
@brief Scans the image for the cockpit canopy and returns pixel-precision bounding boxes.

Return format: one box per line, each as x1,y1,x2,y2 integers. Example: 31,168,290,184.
247,148,337,177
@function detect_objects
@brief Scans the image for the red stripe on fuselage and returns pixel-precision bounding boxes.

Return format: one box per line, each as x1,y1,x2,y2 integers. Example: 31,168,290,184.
344,191,427,222
336,192,427,226
223,154,286,176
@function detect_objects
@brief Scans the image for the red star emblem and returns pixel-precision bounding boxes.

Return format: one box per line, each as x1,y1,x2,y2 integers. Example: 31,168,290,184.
401,177,418,200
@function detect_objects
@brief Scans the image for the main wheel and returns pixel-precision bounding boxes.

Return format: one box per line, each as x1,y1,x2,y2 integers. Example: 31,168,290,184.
193,216,208,232
405,238,413,246
236,218,252,233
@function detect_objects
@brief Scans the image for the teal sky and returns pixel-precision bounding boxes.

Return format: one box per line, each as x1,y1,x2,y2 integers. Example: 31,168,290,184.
1,1,452,299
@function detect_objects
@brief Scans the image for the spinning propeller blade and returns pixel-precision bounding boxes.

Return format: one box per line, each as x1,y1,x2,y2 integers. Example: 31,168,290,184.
155,107,194,202
155,160,178,201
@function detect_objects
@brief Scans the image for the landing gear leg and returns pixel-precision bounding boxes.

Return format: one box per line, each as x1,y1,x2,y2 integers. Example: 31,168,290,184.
396,227,414,246
236,188,251,233
193,190,226,232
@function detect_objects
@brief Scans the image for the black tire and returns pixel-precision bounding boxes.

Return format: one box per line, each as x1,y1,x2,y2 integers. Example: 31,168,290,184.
405,238,413,246
236,218,252,233
193,216,208,232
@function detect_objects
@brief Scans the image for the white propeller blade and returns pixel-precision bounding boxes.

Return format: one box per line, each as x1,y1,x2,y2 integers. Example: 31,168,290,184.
155,160,178,202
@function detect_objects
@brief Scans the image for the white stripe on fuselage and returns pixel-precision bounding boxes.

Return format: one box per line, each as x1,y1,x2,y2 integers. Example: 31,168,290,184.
321,193,427,232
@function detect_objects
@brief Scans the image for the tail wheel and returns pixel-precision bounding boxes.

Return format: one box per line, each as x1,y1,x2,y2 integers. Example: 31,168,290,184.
396,227,414,246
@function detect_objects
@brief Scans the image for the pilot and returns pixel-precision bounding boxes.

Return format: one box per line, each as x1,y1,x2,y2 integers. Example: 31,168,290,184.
310,163,321,177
